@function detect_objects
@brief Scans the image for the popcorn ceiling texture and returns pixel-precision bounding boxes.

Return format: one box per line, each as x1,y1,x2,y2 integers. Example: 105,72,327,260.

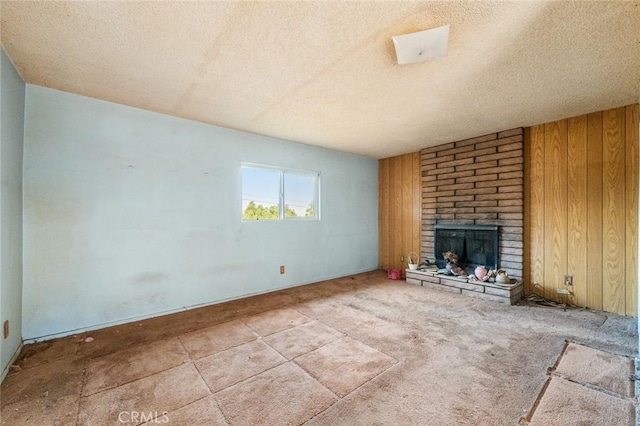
1,1,639,158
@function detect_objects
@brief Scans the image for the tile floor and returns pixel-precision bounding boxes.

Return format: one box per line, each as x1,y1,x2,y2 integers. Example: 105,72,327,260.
2,305,396,425
525,342,636,425
2,271,636,425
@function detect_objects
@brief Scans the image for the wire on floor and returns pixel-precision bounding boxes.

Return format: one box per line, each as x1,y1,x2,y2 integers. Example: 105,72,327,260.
524,283,586,311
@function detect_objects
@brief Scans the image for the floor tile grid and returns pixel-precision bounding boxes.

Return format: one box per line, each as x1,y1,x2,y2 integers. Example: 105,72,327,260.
556,342,636,399
0,352,87,425
76,332,240,425
81,337,195,399
247,308,401,399
521,342,637,425
265,325,345,360
547,370,636,402
290,360,397,402
175,333,257,360
188,332,339,424
252,323,344,402
118,313,306,425
6,303,395,425
205,358,334,424
282,309,400,365
211,362,338,425
523,377,635,426
173,326,267,426
174,314,350,425
128,331,243,426
548,342,636,402
292,339,398,398
73,358,89,426
189,313,392,423
5,271,638,426
75,339,203,425
190,314,343,392
167,394,230,426
238,307,314,337
285,305,401,362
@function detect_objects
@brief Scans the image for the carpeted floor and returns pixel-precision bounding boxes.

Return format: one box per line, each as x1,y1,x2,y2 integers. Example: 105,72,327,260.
523,342,636,426
1,270,637,425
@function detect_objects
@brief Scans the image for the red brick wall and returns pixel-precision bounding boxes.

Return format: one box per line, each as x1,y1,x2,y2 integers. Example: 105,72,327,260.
420,128,524,278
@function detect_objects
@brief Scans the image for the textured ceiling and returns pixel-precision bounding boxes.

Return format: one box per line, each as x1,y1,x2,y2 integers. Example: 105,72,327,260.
1,1,639,159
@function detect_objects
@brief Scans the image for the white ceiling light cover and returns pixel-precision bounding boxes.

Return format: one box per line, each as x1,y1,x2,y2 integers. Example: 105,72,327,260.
392,24,450,65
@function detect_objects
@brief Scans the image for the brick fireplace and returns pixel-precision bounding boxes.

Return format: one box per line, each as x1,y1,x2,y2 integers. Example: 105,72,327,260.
420,128,524,278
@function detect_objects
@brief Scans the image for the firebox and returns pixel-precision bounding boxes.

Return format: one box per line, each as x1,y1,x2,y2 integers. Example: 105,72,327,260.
434,224,499,271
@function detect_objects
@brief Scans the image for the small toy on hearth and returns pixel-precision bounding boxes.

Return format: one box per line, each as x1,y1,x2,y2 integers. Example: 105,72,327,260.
442,251,459,268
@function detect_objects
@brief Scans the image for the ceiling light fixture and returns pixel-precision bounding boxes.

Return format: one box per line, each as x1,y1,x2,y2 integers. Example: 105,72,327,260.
392,24,450,65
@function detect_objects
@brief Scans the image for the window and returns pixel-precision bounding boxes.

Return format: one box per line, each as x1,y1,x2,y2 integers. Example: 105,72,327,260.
241,164,320,221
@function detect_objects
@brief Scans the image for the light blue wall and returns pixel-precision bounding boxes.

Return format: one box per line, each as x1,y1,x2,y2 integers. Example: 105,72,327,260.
23,85,378,340
1,48,25,378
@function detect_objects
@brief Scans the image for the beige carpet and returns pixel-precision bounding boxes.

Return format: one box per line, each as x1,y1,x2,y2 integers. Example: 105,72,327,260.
1,271,637,425
214,362,336,426
523,342,636,425
527,378,634,426
555,342,635,398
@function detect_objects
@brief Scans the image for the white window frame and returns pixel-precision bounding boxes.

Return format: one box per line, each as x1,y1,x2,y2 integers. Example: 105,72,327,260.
241,163,320,221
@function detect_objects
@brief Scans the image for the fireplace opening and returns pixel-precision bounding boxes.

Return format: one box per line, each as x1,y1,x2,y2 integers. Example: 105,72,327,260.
434,224,499,272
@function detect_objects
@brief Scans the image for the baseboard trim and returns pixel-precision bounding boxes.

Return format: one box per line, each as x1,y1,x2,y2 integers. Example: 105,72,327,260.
23,268,378,344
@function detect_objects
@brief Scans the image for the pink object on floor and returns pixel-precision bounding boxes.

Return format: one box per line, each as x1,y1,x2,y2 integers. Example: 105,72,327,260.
388,269,402,280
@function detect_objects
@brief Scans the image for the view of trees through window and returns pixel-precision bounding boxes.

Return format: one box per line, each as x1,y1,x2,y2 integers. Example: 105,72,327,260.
242,201,314,220
241,165,318,221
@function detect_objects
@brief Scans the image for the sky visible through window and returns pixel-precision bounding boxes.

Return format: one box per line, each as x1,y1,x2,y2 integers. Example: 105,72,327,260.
242,167,280,208
284,173,315,215
242,167,315,217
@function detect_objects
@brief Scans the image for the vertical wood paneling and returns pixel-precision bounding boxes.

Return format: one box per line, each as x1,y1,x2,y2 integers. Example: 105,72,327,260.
602,107,626,314
402,154,413,268
528,125,546,297
567,115,588,307
543,120,568,300
586,112,604,310
626,104,639,316
412,152,422,259
378,159,390,269
378,153,421,273
526,104,638,316
391,156,402,270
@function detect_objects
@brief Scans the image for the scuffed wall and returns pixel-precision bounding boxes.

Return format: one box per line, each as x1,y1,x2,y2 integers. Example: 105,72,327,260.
1,48,25,379
22,85,378,340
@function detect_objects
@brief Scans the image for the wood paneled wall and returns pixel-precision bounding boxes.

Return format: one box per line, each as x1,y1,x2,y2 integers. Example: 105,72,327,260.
379,153,421,272
525,104,639,316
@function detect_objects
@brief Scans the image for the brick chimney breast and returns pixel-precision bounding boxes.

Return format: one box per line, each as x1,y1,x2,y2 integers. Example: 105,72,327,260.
420,128,524,278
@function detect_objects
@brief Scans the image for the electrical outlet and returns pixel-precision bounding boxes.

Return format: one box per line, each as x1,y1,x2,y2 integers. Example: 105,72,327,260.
3,320,8,339
280,265,285,274
564,275,573,286
400,255,405,262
